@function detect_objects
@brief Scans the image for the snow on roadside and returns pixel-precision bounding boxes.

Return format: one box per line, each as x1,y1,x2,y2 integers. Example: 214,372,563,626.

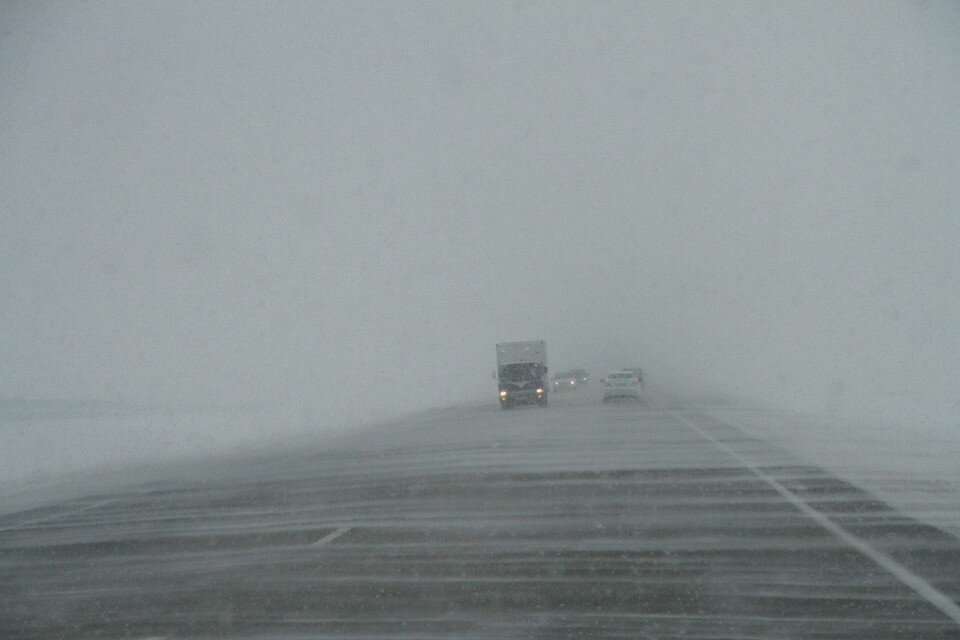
0,407,307,511
0,401,423,513
706,400,960,539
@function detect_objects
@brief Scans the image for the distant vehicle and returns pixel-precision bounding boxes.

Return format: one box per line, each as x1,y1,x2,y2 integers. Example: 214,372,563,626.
496,341,548,408
551,371,578,392
622,367,645,389
602,371,642,401
569,368,589,385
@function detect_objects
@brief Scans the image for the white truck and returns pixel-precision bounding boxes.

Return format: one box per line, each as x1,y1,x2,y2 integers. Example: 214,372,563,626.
496,340,548,409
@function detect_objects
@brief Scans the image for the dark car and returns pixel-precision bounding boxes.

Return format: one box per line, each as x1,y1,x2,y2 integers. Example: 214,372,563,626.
551,371,579,392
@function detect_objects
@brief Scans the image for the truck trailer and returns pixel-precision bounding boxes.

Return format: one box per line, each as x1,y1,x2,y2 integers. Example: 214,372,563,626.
496,341,548,409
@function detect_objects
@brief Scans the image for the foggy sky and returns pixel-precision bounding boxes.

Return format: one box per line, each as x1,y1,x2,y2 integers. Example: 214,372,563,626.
2,1,959,426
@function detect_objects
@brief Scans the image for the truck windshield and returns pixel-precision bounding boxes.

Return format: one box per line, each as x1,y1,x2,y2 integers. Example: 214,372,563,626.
499,363,543,381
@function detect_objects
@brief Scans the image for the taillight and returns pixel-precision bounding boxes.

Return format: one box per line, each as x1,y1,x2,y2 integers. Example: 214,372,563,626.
602,380,611,387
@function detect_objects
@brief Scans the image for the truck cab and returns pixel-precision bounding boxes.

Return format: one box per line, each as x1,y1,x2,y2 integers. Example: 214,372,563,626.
496,341,548,409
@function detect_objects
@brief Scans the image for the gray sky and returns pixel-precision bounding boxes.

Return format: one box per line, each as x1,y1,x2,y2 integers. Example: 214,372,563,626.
2,2,959,424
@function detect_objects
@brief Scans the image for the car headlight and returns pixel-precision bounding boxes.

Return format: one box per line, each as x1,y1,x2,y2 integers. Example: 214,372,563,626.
500,390,508,397
536,388,544,394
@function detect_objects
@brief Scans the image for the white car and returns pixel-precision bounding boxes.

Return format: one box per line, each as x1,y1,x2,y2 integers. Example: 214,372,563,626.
601,371,642,400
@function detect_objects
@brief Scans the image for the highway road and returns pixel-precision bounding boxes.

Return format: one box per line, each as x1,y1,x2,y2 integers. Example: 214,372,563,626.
2,394,959,639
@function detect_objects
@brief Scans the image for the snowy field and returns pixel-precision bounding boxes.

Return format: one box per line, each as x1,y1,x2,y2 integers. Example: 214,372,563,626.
0,406,267,486
0,404,303,513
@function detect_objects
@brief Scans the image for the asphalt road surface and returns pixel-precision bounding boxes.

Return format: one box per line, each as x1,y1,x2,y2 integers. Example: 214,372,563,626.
2,394,959,639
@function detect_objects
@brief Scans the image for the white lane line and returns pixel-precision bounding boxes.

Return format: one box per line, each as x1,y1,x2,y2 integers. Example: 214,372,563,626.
0,495,127,534
311,526,351,547
670,410,960,627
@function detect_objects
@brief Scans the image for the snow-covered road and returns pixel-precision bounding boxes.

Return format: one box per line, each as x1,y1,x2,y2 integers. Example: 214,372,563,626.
1,395,958,638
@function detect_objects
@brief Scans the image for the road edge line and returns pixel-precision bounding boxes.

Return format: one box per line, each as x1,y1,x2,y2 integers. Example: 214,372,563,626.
0,495,127,534
669,410,960,627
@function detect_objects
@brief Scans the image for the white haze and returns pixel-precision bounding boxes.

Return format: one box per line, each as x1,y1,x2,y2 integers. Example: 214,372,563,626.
2,2,959,458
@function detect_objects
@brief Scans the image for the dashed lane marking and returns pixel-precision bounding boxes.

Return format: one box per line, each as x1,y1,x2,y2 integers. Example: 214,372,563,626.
310,526,351,547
